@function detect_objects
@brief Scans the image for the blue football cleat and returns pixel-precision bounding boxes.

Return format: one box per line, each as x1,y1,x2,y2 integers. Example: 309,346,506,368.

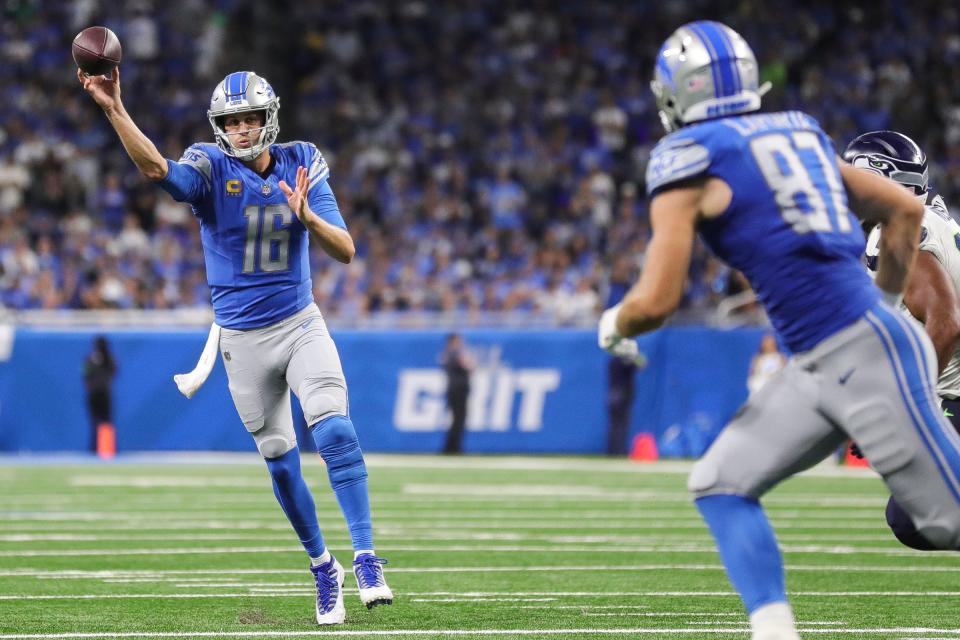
353,553,393,609
310,556,345,624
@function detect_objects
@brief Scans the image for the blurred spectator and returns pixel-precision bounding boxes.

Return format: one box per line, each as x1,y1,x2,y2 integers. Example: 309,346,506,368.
605,255,641,456
83,335,117,455
441,333,473,454
747,334,787,396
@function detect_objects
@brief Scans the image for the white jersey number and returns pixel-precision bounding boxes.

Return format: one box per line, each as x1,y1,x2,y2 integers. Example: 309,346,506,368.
750,131,851,235
242,204,293,273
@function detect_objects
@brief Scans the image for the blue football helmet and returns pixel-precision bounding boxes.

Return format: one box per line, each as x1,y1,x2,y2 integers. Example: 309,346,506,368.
842,130,928,198
651,20,771,133
207,71,280,162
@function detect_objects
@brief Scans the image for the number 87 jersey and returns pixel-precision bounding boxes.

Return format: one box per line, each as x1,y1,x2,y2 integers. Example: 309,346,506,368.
645,110,878,354
160,140,345,329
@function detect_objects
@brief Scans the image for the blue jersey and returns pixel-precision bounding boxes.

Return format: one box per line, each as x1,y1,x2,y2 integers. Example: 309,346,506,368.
158,141,346,329
646,111,879,353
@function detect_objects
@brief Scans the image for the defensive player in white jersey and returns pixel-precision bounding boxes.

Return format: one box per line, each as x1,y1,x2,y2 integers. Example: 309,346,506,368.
598,20,960,640
845,130,960,549
78,67,391,625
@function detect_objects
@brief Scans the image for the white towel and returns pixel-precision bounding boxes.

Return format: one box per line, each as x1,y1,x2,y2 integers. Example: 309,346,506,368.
173,323,221,399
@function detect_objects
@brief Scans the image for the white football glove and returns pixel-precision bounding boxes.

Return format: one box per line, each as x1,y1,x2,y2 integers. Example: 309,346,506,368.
598,304,647,367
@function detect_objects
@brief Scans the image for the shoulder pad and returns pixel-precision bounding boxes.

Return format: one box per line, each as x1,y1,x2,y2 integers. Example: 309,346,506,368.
178,143,217,187
928,193,951,219
305,143,330,187
273,141,330,186
646,132,712,196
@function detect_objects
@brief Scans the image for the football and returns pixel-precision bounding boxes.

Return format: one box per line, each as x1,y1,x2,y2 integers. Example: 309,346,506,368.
72,26,122,76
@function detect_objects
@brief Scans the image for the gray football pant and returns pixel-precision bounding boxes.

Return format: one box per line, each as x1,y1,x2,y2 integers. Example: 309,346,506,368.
219,303,348,459
689,305,960,550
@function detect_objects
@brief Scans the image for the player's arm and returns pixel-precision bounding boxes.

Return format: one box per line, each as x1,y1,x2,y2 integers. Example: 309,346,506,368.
77,68,168,181
280,166,355,264
839,159,924,302
300,187,356,264
613,180,702,337
903,251,960,375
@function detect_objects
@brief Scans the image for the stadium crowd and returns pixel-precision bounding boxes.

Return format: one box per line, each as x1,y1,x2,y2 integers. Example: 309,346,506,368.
2,0,959,324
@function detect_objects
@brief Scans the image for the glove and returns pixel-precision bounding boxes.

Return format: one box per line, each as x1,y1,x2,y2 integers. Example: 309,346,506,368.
598,304,647,367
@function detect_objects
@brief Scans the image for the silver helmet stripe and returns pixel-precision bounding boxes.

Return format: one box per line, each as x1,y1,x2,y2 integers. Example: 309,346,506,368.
686,23,727,98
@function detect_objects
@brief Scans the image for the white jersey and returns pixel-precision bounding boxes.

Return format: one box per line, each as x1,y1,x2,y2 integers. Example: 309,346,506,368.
865,194,960,398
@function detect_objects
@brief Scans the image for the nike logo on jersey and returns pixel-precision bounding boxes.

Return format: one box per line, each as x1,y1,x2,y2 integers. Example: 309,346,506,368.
839,368,855,385
300,318,314,330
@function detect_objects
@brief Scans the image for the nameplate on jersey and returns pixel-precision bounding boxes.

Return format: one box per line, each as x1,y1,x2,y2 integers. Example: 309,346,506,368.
226,180,242,196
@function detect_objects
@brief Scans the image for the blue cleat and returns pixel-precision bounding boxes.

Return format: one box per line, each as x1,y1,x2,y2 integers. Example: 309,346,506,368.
353,553,393,609
310,556,345,624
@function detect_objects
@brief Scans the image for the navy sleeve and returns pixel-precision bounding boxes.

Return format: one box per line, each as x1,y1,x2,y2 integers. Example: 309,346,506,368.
309,181,346,230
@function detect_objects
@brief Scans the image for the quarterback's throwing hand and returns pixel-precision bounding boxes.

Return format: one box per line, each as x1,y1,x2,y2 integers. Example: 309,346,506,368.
77,67,121,113
279,166,309,222
598,304,647,367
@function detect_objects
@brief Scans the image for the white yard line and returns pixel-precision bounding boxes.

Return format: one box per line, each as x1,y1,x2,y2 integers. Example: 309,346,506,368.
0,532,905,544
3,590,960,601
0,627,957,639
0,510,890,522
0,544,941,557
2,451,881,477
410,598,559,602
0,536,944,558
6,563,959,580
398,484,887,506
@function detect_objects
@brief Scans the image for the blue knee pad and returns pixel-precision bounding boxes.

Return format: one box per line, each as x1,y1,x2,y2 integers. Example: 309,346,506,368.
885,496,936,551
312,415,367,489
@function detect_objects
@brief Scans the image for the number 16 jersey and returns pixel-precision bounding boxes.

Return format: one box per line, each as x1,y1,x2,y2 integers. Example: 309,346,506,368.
158,141,346,329
646,110,878,354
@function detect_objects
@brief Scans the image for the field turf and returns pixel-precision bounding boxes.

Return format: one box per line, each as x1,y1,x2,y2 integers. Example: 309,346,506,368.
1,454,958,639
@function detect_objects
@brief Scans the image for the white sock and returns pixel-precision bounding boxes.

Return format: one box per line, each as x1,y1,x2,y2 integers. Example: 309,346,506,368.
749,602,799,640
354,549,375,560
310,549,331,567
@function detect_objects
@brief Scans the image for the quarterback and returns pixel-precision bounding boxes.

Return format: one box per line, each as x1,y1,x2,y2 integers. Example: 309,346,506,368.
599,20,960,640
79,67,391,625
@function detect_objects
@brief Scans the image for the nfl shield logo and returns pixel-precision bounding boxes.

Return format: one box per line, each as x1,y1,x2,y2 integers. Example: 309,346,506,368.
261,183,271,195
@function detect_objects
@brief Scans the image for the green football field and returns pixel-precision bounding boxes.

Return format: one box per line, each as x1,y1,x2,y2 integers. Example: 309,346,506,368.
1,454,959,639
